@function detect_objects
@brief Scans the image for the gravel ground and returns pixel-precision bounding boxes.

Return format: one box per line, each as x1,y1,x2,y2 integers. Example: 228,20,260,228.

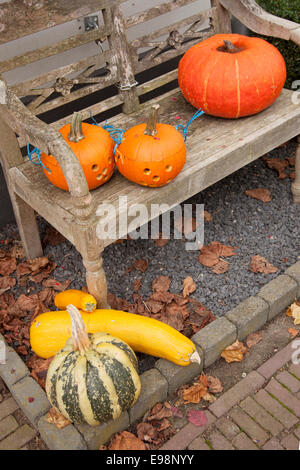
1,140,299,320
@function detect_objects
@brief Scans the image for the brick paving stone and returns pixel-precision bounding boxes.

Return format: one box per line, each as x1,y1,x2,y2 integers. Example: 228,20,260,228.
0,415,18,440
262,437,284,450
0,397,19,421
160,411,216,450
276,370,300,393
280,433,300,450
239,396,283,436
215,416,240,440
209,371,265,418
0,424,36,450
254,389,298,429
293,425,300,440
206,430,234,450
257,343,294,379
289,363,300,380
265,378,300,417
232,432,258,450
188,437,211,450
229,407,269,446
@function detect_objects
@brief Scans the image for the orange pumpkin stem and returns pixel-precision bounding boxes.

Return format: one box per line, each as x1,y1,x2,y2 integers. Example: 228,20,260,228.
144,104,160,136
218,40,243,54
68,112,85,143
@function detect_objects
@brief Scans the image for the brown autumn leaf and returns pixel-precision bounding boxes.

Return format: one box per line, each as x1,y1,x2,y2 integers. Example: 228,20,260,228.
150,290,174,304
221,340,248,363
47,407,71,429
182,382,208,404
152,276,170,293
108,431,146,450
42,278,71,291
160,310,184,331
198,249,219,267
263,157,288,179
288,328,299,339
0,276,16,295
249,255,278,274
10,242,25,260
286,156,295,167
286,300,300,325
0,256,17,276
209,241,237,258
136,422,158,442
133,259,148,273
147,406,173,422
182,276,196,298
245,188,272,203
15,294,39,311
211,259,229,274
198,242,236,269
133,279,142,292
146,299,164,314
206,376,223,394
246,332,263,349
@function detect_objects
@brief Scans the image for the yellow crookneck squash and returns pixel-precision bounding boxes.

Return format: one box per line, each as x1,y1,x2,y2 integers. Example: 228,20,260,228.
54,289,97,312
30,306,201,367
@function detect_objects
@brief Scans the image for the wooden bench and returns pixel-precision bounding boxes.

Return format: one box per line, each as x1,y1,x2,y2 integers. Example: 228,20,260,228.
0,0,299,309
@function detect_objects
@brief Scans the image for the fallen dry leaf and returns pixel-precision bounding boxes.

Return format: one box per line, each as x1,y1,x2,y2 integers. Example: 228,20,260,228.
47,407,71,429
0,276,16,295
42,278,71,291
286,300,300,325
152,276,171,293
133,259,148,273
182,276,196,298
288,328,299,339
211,259,229,274
187,410,207,427
221,340,248,363
136,422,157,443
245,188,272,203
246,332,263,349
206,376,223,394
202,392,217,403
182,383,208,404
108,431,146,450
0,256,17,276
263,157,288,179
249,255,278,274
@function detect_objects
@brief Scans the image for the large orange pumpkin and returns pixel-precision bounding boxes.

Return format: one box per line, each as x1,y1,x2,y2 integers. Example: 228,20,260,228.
178,34,286,119
115,104,186,187
41,112,114,190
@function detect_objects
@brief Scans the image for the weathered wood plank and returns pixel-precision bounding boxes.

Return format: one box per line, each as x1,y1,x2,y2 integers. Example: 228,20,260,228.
0,27,110,73
0,0,125,45
220,0,300,40
125,0,198,28
211,0,232,34
11,49,114,96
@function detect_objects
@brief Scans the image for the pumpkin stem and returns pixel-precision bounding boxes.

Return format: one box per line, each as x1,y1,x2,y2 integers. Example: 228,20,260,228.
217,40,243,54
68,112,85,142
66,304,90,354
144,104,160,136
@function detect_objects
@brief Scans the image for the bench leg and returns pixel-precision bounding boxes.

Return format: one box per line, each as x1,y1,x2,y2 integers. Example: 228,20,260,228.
83,253,110,309
11,193,43,259
291,136,300,204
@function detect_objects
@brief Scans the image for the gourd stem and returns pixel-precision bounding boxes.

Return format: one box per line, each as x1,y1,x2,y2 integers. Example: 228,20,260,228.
66,304,90,353
217,40,243,54
68,112,85,142
144,104,160,136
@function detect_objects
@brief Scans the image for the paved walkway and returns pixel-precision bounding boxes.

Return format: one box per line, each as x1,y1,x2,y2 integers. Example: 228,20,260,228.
0,341,299,450
0,377,46,450
161,341,300,450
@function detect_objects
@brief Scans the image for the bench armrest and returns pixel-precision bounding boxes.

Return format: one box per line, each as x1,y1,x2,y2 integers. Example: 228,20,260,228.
219,0,300,46
0,79,91,201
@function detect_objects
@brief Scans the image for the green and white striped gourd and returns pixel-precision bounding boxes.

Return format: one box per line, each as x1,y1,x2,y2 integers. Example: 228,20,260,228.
45,304,141,426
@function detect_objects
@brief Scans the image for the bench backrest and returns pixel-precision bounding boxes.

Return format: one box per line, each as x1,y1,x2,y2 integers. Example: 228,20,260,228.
0,0,231,134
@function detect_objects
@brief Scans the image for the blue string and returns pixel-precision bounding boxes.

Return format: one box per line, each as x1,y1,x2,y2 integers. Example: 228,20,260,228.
176,108,205,141
27,143,51,173
90,111,125,155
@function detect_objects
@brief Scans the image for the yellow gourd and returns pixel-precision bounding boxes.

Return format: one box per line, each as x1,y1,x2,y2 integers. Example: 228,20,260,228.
30,307,200,367
54,289,97,312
